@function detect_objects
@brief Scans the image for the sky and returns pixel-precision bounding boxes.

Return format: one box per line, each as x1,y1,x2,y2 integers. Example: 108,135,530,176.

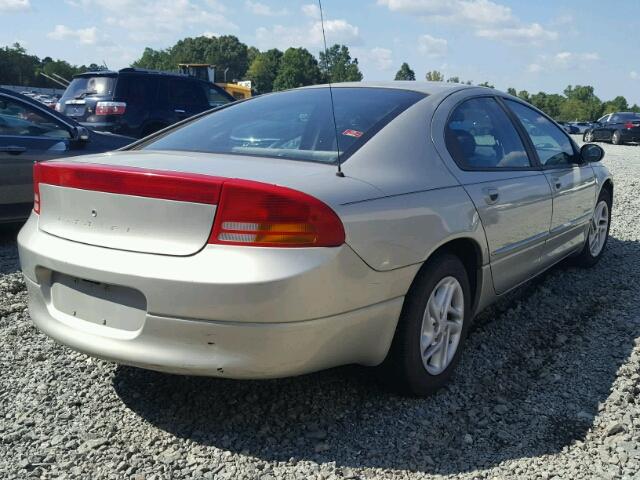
1,0,640,104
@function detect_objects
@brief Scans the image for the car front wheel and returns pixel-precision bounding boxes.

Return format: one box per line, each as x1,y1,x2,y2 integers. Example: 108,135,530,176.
573,189,611,267
382,253,471,396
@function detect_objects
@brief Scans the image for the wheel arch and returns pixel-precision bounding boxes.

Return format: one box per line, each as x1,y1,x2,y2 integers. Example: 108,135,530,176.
410,236,485,317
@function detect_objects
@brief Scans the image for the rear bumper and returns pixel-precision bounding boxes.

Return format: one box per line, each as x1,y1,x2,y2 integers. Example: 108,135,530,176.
25,275,403,378
621,130,640,142
18,214,417,377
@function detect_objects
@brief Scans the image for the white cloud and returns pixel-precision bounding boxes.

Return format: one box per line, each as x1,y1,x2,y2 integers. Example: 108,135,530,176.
631,71,639,80
369,47,394,71
476,22,557,43
256,18,361,50
66,0,236,43
528,51,601,73
417,34,447,57
244,1,287,16
301,3,320,19
0,0,30,11
378,0,557,44
47,25,98,45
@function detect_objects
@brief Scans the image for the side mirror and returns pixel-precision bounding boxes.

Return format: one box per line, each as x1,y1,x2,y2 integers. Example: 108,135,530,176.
581,143,604,163
71,126,90,142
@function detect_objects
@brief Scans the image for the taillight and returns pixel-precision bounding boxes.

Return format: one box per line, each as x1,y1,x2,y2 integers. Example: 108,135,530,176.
33,163,41,214
625,121,635,129
209,180,345,247
95,101,126,115
32,161,222,211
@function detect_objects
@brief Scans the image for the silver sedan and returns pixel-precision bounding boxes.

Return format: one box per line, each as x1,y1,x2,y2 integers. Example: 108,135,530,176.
18,82,613,396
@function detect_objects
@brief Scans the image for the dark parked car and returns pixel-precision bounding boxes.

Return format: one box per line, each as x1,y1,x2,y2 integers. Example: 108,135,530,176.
570,121,592,134
0,88,133,223
557,121,579,134
584,112,640,145
56,68,235,138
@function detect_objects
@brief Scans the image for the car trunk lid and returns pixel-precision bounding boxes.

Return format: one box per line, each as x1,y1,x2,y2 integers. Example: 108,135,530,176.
34,151,381,256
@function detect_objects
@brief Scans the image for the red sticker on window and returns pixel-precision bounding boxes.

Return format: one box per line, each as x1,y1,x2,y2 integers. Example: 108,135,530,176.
342,129,363,138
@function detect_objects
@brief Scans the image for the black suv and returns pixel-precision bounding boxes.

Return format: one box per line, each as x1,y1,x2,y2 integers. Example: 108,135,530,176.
56,68,234,138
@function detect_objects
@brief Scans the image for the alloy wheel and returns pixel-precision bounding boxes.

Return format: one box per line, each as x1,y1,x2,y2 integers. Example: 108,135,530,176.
420,276,464,375
588,200,609,257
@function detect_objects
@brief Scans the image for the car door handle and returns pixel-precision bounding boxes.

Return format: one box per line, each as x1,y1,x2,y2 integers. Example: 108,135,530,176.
174,109,186,114
483,187,499,204
0,146,27,154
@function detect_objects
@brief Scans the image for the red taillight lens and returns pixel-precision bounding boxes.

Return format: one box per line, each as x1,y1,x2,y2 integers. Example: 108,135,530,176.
625,121,634,129
95,101,126,115
209,180,345,247
33,162,41,214
32,162,222,208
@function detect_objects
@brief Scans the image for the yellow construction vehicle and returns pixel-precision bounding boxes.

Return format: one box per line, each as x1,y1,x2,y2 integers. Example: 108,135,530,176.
178,64,251,100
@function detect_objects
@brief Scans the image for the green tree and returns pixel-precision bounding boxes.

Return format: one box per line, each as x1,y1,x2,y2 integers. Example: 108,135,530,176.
602,96,629,113
319,44,362,83
517,90,531,103
529,92,565,119
478,81,494,88
246,48,283,94
506,87,517,96
560,85,603,120
425,70,444,81
273,47,322,91
394,62,415,80
446,76,460,83
131,47,173,70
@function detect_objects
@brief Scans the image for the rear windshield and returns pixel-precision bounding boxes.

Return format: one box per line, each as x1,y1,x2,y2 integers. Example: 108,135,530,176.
141,87,425,164
613,112,640,121
60,76,116,103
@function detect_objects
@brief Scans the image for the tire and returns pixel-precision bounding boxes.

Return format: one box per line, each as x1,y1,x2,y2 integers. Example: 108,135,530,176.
381,253,472,396
573,189,612,267
584,131,595,142
611,130,623,145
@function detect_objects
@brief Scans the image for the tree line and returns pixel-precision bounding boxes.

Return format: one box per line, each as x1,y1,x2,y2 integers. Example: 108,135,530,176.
394,62,640,121
0,43,106,88
2,39,638,122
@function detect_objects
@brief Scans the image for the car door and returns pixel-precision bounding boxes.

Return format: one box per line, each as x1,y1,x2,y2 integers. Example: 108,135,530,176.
434,94,553,294
592,114,610,141
168,79,209,121
504,99,597,267
0,94,73,221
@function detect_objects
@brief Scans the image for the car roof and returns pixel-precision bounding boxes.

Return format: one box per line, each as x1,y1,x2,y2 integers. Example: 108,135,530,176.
301,81,476,96
73,68,204,81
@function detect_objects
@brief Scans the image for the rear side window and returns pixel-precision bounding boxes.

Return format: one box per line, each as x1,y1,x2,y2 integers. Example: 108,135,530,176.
116,75,158,105
505,100,577,167
167,79,207,107
445,97,530,169
141,87,425,164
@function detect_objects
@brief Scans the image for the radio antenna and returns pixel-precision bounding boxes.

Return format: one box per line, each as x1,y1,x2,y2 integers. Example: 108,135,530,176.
317,0,344,177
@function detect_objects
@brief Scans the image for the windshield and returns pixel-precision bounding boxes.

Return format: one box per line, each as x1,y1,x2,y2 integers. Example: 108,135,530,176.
60,76,116,103
141,87,425,164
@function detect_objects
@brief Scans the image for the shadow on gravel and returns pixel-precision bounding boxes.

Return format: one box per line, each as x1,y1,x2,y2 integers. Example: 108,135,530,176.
113,237,640,475
0,223,22,274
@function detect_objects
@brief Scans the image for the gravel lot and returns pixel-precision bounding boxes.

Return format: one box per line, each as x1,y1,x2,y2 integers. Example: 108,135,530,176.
2,137,639,480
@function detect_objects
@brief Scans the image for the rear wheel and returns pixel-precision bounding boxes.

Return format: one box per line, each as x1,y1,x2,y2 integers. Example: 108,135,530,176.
584,131,595,142
611,130,623,145
382,253,472,396
573,189,611,267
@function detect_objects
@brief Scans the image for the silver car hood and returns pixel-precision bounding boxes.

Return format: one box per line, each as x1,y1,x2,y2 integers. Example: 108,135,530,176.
61,150,383,207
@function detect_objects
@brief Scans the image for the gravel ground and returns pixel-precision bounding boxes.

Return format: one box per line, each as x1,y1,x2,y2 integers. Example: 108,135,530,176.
1,137,640,480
